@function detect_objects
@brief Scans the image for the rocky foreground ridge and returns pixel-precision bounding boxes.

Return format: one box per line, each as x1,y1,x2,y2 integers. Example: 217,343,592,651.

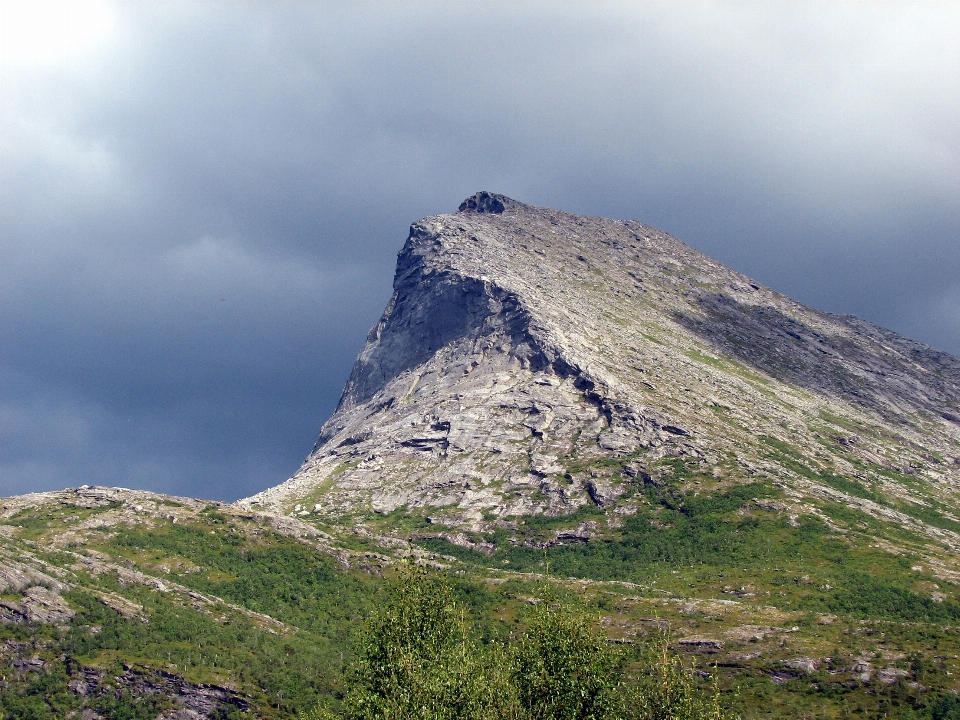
243,192,960,545
0,484,429,718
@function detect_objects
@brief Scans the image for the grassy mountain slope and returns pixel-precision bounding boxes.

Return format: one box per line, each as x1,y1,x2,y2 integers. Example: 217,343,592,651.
4,194,960,718
5,483,960,718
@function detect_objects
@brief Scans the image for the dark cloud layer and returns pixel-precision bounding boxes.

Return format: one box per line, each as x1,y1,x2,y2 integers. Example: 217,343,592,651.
1,2,957,500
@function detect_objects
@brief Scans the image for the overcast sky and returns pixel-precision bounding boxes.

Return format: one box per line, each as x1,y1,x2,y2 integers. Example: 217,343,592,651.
1,2,958,501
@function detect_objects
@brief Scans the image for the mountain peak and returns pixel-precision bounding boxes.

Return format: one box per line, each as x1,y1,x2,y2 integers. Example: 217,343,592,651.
242,199,960,540
457,191,516,214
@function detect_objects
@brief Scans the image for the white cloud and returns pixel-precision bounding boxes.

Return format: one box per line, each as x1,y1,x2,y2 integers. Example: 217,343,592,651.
0,0,115,68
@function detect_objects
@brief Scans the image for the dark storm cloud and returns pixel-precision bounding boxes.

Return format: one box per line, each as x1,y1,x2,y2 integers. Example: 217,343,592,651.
1,2,957,499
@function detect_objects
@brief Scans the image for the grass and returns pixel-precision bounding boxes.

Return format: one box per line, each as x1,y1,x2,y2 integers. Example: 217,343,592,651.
6,481,960,718
4,502,124,539
761,435,885,502
104,521,378,637
1,516,387,718
416,478,960,631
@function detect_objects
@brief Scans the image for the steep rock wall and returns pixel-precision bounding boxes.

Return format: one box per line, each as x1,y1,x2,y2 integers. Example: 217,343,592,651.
242,193,960,534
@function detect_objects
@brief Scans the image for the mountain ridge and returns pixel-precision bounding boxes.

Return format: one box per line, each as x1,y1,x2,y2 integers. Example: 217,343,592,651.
4,193,960,718
242,192,960,547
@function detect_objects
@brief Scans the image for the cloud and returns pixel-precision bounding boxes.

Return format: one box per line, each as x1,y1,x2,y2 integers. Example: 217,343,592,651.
0,1,957,499
0,0,115,68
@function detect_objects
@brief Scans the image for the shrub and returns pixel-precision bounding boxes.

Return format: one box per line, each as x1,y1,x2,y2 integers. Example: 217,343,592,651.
626,630,729,720
932,694,960,720
342,564,516,720
307,566,737,720
512,593,622,720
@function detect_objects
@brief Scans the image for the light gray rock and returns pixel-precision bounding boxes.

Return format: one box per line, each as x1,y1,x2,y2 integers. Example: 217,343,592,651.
242,193,960,538
783,657,821,674
0,559,69,594
0,585,74,624
877,667,910,684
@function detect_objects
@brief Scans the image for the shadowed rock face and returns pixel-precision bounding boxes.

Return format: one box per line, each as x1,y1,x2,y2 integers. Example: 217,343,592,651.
243,193,960,532
458,190,510,214
674,293,960,423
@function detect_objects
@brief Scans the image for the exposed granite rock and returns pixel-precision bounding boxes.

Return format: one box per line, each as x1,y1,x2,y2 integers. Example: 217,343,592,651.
677,636,724,652
117,665,249,718
241,192,960,545
0,558,68,594
242,193,960,539
3,644,250,720
0,585,75,624
782,657,821,674
58,661,249,718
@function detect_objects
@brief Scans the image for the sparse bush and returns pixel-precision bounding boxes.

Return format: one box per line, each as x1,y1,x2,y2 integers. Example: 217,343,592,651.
342,564,516,720
626,630,729,720
512,591,622,720
299,704,342,720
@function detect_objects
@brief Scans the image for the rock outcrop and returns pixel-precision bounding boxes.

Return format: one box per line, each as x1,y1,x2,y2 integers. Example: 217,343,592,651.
3,191,960,716
243,193,960,533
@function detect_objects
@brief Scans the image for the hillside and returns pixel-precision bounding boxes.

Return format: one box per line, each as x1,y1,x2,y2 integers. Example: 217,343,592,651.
3,193,960,718
245,192,960,573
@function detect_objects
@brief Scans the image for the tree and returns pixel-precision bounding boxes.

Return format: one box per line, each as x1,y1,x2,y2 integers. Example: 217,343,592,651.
301,565,738,720
512,592,623,720
342,564,515,720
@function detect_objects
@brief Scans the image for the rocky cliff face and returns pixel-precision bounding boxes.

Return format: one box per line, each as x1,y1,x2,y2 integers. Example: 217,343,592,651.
243,192,960,540
5,193,960,717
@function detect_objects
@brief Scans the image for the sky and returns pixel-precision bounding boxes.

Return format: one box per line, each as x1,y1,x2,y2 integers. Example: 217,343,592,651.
1,1,958,501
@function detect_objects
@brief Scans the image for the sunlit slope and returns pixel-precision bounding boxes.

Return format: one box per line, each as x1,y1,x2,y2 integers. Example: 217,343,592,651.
7,485,960,718
244,192,960,571
0,485,390,717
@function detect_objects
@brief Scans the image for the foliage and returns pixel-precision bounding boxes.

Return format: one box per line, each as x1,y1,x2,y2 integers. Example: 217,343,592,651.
107,522,376,636
513,591,621,720
627,631,727,720
0,654,169,719
300,705,343,720
343,564,516,720
9,493,960,718
305,566,737,720
1,518,384,718
932,694,960,720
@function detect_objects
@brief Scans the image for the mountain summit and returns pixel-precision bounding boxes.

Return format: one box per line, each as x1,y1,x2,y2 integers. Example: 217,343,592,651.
243,193,960,543
6,194,960,717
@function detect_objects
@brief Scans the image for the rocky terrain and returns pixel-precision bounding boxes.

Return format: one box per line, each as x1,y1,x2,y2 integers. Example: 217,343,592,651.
4,193,960,718
244,192,960,561
0,484,442,717
7,483,960,719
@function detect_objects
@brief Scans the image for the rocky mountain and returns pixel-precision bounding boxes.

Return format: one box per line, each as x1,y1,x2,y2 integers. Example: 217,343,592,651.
5,193,960,719
244,192,960,557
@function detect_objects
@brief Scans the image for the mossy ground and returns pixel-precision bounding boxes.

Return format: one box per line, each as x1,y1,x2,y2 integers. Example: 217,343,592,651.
4,489,960,718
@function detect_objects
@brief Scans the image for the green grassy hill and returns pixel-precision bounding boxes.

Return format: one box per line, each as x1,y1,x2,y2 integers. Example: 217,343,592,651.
3,485,960,718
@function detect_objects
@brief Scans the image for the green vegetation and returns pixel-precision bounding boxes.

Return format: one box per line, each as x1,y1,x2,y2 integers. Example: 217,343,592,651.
761,435,883,502
304,565,735,720
107,521,376,637
342,565,514,720
423,482,799,579
415,477,960,627
5,489,960,718
0,514,383,718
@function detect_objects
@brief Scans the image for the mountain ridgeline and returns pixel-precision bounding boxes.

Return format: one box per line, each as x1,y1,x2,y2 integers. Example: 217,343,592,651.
244,192,960,545
4,193,960,719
